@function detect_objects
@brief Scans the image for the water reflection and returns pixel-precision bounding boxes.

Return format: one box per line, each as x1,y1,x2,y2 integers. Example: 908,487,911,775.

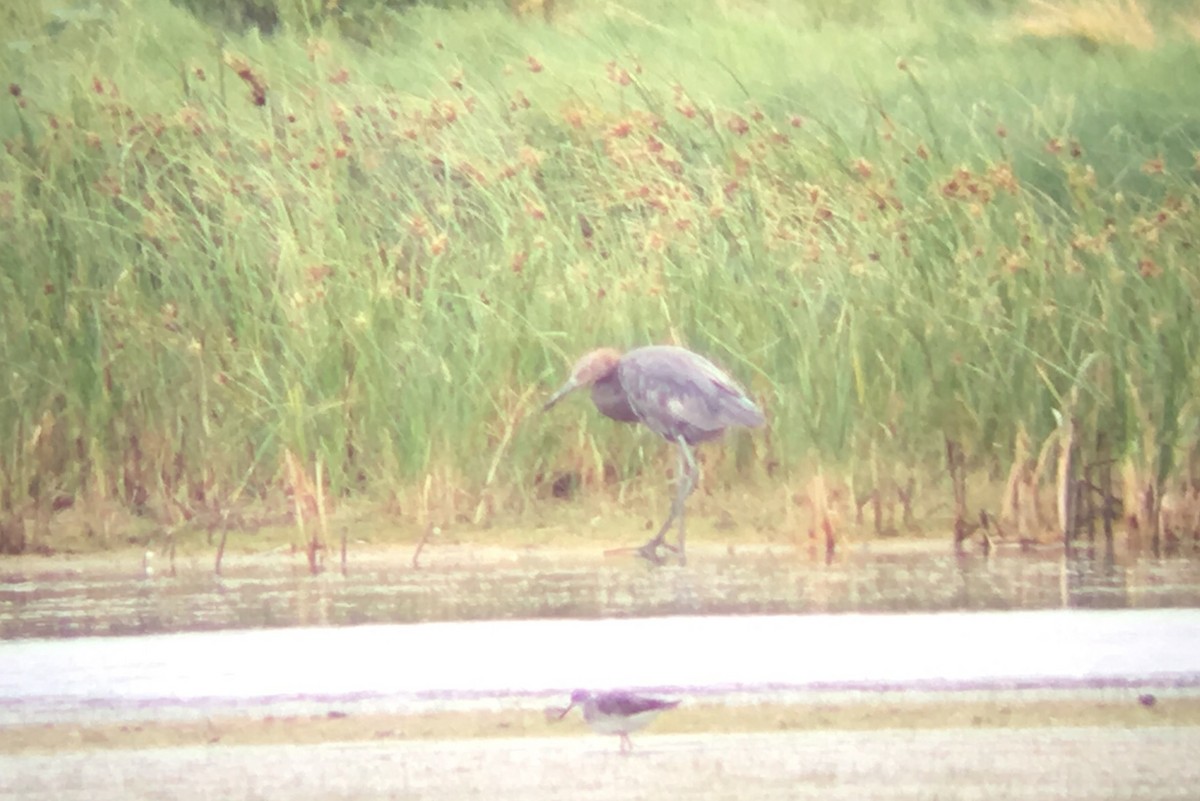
1062,552,1126,610
2,543,1198,640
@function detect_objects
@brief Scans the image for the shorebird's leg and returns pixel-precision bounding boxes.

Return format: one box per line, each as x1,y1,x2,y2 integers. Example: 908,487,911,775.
619,733,632,754
637,439,692,565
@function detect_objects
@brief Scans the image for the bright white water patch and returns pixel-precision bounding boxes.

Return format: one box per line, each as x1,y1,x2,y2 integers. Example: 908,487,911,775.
2,608,1199,725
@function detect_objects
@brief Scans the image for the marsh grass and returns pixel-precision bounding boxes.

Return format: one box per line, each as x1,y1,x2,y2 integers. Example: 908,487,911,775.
1,0,1199,552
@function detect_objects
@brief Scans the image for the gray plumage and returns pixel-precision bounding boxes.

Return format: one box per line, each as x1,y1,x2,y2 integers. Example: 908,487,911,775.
543,345,765,564
556,689,681,753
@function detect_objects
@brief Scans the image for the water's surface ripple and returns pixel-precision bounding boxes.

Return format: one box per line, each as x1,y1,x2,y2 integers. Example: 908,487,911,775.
2,543,1198,639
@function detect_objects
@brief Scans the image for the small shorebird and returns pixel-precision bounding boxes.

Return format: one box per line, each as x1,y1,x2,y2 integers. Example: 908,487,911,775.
555,689,680,753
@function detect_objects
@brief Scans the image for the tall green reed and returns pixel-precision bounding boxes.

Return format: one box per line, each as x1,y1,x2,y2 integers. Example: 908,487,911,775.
1,0,1198,541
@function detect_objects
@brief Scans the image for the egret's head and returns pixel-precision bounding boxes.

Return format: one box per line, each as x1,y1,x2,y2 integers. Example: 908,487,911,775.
542,348,622,411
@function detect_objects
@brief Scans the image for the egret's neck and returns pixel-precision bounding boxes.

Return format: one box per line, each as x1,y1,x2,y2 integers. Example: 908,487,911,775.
590,372,639,423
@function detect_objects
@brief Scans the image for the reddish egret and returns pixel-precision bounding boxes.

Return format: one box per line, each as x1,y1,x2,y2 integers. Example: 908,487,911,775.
555,689,680,753
543,345,765,564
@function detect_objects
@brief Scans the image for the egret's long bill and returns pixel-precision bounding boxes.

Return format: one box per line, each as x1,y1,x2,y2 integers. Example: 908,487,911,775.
542,378,579,411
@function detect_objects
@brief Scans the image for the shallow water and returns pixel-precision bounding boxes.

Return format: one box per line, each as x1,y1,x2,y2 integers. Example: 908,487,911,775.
1,541,1198,640
2,541,1200,731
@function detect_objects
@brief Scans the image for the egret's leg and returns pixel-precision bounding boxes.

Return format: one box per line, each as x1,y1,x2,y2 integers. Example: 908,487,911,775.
637,494,681,565
637,440,694,565
620,733,632,754
675,440,699,565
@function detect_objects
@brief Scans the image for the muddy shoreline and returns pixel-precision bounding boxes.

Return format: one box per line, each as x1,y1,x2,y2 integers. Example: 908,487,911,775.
4,692,1195,755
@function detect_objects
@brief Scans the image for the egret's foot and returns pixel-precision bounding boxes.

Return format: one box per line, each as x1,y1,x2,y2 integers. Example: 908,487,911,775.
635,541,665,565
635,539,680,566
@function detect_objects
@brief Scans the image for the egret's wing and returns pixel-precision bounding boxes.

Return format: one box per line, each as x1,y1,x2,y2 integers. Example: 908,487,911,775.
619,346,764,439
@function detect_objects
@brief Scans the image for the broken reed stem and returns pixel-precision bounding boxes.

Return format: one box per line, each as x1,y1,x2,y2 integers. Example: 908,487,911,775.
1057,415,1077,548
1098,432,1115,552
340,525,348,576
314,457,328,576
293,487,313,573
946,437,970,547
1143,482,1160,555
412,521,436,569
214,510,230,576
